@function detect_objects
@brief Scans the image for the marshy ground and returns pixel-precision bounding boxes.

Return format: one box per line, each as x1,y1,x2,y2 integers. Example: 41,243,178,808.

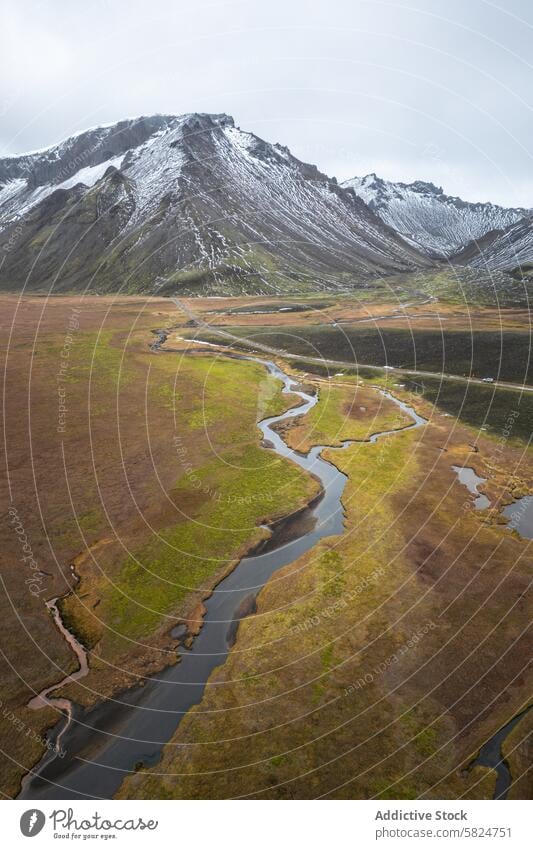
1,292,531,800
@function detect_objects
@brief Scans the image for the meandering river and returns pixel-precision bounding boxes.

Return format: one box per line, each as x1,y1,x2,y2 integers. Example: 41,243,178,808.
20,356,425,800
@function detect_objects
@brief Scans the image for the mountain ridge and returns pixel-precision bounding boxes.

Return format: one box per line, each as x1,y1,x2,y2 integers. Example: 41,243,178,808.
2,114,532,296
343,172,530,259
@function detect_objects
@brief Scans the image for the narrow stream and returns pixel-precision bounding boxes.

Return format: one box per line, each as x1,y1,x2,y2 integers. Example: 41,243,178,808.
469,705,532,799
20,356,425,800
26,595,89,753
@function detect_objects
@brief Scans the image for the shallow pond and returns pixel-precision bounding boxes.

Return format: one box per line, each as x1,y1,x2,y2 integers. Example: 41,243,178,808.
452,465,490,510
501,495,533,540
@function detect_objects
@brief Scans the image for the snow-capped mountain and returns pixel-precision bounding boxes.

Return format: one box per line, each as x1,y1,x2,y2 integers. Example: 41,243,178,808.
343,173,530,259
0,115,429,294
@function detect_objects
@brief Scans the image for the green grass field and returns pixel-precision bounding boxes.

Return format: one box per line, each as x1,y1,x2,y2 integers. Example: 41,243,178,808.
60,349,320,647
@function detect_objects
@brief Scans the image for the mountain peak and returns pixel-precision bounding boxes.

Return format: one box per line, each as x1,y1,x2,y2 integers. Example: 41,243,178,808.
362,172,384,186
179,112,235,131
409,180,443,195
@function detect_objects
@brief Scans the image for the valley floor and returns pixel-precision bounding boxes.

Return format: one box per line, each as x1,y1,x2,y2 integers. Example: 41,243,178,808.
1,293,531,800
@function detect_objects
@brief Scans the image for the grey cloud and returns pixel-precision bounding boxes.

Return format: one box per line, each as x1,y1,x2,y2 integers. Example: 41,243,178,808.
1,0,531,206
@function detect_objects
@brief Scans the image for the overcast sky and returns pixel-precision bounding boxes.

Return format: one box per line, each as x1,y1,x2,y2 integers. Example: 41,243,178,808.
1,0,532,206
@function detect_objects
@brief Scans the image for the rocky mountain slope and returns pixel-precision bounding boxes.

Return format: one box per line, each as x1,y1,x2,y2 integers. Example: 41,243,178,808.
0,115,429,295
450,216,533,271
343,173,530,259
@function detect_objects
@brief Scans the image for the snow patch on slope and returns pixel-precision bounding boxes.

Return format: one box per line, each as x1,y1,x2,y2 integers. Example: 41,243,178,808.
58,155,125,190
0,155,126,227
